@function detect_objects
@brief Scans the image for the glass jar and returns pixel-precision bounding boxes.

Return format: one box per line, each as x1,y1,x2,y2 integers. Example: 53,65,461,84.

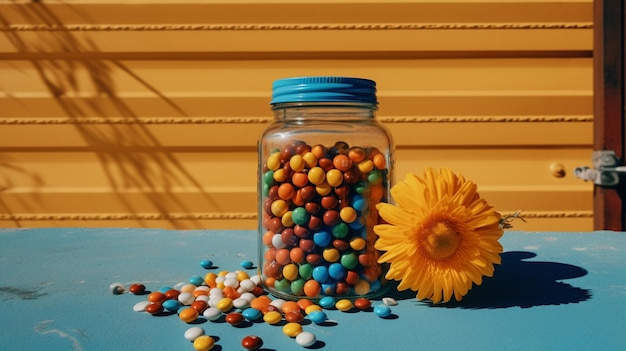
258,76,394,300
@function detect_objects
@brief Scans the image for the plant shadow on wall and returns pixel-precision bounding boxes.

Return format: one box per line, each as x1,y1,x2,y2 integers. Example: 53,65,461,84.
1,2,218,228
391,251,592,309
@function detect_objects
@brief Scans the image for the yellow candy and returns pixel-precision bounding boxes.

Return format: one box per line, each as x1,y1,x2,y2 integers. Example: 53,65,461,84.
322,248,340,262
281,211,295,227
339,207,357,223
216,297,234,312
326,169,343,187
236,271,250,281
263,310,282,325
267,153,281,171
315,181,332,196
289,154,305,172
282,263,299,281
273,168,288,182
335,299,354,312
271,199,289,217
358,160,374,174
204,272,217,287
302,152,318,168
307,167,326,185
193,335,215,351
283,322,303,337
354,280,371,295
349,237,366,251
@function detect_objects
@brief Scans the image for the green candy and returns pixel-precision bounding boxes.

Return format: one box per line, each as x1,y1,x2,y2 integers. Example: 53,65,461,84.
291,207,309,226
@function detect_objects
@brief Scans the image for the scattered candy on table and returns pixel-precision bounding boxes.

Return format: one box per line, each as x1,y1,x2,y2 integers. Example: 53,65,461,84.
117,260,398,349
241,335,263,350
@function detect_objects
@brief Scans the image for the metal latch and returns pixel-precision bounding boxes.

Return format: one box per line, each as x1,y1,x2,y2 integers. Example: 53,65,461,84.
574,150,626,187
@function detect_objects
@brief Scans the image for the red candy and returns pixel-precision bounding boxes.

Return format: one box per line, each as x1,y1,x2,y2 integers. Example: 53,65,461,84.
242,335,263,350
225,312,245,326
129,283,146,295
145,303,163,315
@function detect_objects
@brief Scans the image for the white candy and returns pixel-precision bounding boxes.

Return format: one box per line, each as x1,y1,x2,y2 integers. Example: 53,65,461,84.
195,295,210,303
194,286,210,293
184,326,205,341
178,292,195,305
109,282,126,295
225,271,239,280
208,296,222,307
272,234,287,249
382,297,398,306
223,277,239,288
209,288,224,297
133,300,151,312
249,275,262,285
233,297,250,309
295,331,316,347
239,292,256,303
203,307,222,321
270,298,286,310
238,279,256,292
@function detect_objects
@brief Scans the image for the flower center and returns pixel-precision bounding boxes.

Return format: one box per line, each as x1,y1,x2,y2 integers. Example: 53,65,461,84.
421,221,460,260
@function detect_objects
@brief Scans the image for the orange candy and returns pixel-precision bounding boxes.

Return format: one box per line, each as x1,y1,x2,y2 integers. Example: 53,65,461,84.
222,286,241,299
297,298,314,311
250,295,272,311
147,291,166,303
179,307,199,323
281,301,300,314
303,280,321,297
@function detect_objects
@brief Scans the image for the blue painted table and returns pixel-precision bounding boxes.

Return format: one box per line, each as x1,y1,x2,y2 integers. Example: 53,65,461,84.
1,228,624,350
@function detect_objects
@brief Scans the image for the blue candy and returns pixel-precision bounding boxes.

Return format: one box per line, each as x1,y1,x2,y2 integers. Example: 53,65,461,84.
328,263,347,280
313,231,332,247
162,299,182,312
240,260,254,269
241,307,262,321
308,310,328,324
318,296,336,309
312,266,329,283
189,275,204,286
374,304,392,318
199,259,213,269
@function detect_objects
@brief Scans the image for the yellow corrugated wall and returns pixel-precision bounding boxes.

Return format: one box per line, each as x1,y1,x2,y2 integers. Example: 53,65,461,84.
0,0,593,231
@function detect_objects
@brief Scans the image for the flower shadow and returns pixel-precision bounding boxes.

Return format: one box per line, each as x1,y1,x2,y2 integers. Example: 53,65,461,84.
428,251,592,309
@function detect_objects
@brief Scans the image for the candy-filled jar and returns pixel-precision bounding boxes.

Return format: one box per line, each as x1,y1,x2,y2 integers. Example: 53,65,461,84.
258,76,394,300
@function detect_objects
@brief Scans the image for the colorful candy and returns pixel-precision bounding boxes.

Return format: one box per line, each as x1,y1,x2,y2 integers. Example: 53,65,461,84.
184,327,205,341
125,259,397,350
179,307,199,323
261,141,389,299
241,335,264,350
193,335,215,351
295,331,317,347
128,283,146,295
373,304,392,318
282,322,303,337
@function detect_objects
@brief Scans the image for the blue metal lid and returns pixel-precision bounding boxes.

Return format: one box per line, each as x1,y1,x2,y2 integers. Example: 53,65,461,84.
270,76,378,105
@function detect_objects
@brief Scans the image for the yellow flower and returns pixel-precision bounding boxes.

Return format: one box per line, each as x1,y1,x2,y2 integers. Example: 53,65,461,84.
374,168,503,303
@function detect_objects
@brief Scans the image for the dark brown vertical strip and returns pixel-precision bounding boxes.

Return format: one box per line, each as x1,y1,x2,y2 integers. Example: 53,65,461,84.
593,0,626,230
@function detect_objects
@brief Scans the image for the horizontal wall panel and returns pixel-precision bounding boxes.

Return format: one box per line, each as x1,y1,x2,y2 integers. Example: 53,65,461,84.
0,58,593,94
0,148,592,188
0,95,593,119
0,1,593,25
0,120,592,148
0,29,592,56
